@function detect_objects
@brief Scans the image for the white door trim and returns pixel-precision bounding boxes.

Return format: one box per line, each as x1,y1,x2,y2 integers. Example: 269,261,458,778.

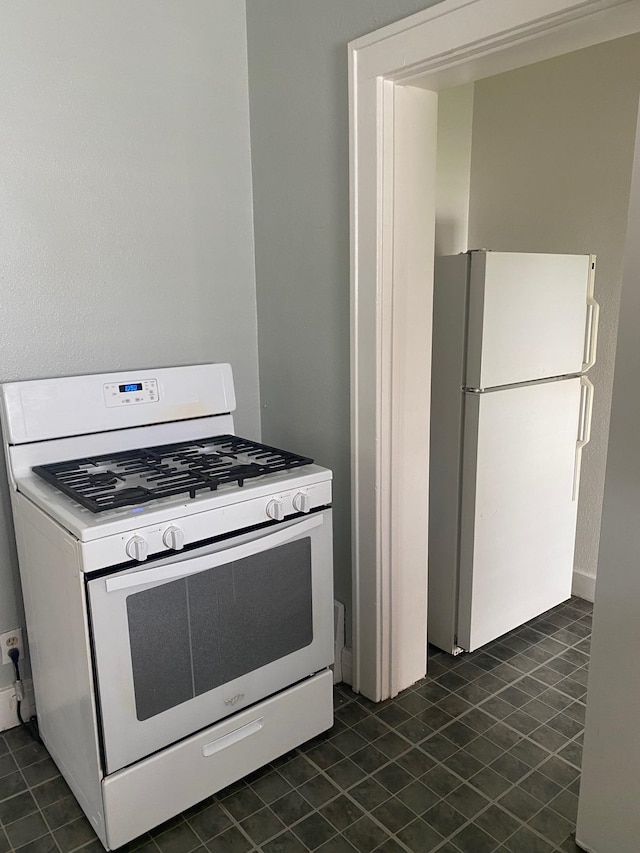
349,0,640,701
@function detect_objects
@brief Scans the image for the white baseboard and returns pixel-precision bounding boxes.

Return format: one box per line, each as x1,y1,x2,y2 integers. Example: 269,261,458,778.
572,569,596,603
0,679,35,733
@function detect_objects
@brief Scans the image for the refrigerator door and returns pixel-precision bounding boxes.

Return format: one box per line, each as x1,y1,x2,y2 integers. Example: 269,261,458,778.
458,378,582,651
466,252,594,389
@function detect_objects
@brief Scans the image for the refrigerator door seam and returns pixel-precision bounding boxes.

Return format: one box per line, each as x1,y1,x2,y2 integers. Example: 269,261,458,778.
462,372,585,395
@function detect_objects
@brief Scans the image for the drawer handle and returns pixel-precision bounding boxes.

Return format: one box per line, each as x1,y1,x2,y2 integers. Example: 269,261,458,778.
202,718,264,757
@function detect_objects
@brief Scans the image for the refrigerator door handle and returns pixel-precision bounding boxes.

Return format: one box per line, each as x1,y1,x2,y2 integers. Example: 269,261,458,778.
582,257,599,371
573,376,594,501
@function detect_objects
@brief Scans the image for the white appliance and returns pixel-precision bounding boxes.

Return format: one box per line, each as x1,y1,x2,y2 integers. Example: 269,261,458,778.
0,363,334,851
429,251,598,654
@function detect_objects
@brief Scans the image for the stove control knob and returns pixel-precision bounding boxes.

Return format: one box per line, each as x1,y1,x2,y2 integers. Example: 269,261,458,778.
126,535,149,562
293,492,312,513
163,526,185,551
266,499,285,521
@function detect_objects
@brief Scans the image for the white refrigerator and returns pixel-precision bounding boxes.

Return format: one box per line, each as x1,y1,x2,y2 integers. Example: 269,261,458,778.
428,251,598,654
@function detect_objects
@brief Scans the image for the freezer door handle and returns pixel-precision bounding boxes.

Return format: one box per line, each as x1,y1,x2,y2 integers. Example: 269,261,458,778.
582,257,599,372
573,376,594,501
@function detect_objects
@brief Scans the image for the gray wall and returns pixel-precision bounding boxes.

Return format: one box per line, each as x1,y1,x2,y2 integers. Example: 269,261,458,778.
576,99,640,853
0,0,260,690
467,36,640,588
246,0,442,634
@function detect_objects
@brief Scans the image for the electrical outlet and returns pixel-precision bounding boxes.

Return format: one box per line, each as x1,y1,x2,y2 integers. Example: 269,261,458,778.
1,628,23,666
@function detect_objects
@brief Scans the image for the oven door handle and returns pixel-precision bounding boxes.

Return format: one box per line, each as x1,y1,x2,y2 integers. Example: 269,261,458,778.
105,515,324,593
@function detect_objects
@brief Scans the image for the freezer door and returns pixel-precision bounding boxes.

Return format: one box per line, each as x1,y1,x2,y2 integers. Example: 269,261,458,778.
466,252,593,388
458,378,582,651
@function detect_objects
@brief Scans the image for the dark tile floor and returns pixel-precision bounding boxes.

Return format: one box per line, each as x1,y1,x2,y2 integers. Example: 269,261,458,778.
0,597,592,853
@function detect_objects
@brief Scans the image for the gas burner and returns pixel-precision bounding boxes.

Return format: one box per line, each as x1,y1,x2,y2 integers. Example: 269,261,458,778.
113,486,153,503
32,435,314,513
87,471,119,487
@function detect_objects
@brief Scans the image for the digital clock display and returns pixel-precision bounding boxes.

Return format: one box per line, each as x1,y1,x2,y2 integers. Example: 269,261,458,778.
119,383,143,393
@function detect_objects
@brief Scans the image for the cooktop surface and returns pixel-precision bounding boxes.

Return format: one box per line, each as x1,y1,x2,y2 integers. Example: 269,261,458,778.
33,435,314,513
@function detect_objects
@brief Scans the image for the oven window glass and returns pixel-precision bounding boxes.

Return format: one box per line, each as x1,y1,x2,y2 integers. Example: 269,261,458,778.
126,538,313,720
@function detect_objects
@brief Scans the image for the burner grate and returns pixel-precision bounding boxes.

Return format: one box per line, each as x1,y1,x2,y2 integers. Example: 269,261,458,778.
33,435,314,513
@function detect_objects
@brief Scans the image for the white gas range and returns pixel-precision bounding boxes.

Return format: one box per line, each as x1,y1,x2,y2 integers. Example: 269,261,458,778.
0,363,334,850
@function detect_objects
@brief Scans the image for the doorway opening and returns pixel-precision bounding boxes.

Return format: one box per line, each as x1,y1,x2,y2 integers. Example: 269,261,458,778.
349,0,640,702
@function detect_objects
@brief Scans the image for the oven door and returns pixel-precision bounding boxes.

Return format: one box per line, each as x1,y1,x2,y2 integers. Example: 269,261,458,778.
87,510,333,774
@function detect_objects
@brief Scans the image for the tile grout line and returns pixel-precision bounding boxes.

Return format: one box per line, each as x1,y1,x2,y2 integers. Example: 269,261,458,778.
0,598,591,853
324,604,588,851
1,747,65,853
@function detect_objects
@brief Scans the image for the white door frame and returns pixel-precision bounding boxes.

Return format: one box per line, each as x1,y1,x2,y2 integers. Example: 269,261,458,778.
349,0,640,701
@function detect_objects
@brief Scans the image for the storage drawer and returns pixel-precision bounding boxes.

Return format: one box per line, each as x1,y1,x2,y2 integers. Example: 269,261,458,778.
102,670,333,850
